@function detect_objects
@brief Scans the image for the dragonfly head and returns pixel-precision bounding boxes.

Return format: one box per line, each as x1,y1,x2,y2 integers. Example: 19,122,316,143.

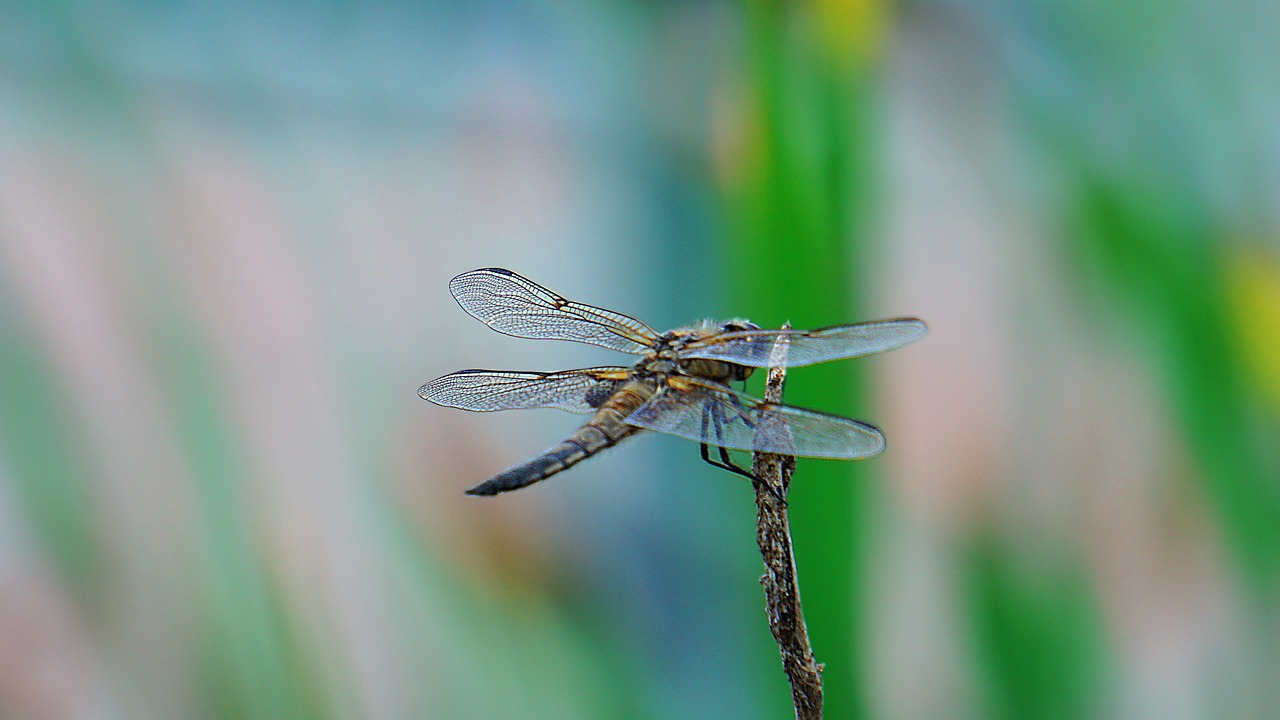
718,318,759,333
717,320,761,382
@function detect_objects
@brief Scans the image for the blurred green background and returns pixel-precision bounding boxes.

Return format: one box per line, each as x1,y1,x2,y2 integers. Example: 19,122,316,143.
2,0,1279,718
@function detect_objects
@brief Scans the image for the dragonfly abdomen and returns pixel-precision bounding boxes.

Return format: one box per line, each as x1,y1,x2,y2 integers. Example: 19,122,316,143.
463,418,631,496
464,380,655,496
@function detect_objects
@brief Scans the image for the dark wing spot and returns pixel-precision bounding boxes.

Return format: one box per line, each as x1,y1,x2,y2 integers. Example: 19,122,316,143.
584,379,623,408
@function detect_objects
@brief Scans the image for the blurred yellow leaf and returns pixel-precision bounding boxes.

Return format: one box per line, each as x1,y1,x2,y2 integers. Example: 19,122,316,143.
1225,251,1280,410
811,0,888,65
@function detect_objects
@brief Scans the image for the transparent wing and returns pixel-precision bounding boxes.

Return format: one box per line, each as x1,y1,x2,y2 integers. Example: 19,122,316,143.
622,376,885,459
419,367,630,414
678,318,927,368
449,268,660,354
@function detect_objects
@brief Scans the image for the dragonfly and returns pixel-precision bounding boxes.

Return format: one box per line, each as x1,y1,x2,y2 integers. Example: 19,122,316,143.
420,268,927,496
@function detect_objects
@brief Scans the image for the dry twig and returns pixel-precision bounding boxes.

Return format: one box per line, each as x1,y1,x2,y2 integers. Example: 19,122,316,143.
752,322,823,719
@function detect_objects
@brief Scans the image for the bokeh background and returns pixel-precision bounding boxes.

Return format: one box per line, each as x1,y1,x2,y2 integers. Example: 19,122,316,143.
2,1,1279,718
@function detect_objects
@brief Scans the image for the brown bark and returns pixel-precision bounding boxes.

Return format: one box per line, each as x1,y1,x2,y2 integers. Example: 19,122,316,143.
751,323,823,719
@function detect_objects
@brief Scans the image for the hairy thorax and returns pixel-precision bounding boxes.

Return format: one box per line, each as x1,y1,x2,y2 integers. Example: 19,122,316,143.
632,318,758,386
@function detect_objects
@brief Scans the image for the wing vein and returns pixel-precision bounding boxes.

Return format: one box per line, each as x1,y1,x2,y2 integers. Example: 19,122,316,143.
449,268,659,354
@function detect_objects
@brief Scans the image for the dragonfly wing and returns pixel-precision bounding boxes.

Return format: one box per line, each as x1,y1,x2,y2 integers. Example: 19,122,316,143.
449,268,660,354
678,318,927,368
420,367,630,414
622,376,885,459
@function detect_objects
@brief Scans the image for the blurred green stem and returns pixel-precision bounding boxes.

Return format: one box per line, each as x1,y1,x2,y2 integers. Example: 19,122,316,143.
725,2,882,717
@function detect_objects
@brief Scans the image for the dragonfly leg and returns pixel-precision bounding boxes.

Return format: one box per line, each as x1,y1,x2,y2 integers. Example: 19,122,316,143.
699,440,754,480
699,403,752,480
698,403,786,505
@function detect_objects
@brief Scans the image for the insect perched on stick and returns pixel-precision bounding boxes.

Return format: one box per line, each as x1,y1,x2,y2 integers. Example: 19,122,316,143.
420,268,926,496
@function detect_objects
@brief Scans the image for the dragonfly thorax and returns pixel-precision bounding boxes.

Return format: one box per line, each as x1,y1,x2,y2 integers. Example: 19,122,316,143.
639,319,762,385
681,357,755,383
633,354,754,385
